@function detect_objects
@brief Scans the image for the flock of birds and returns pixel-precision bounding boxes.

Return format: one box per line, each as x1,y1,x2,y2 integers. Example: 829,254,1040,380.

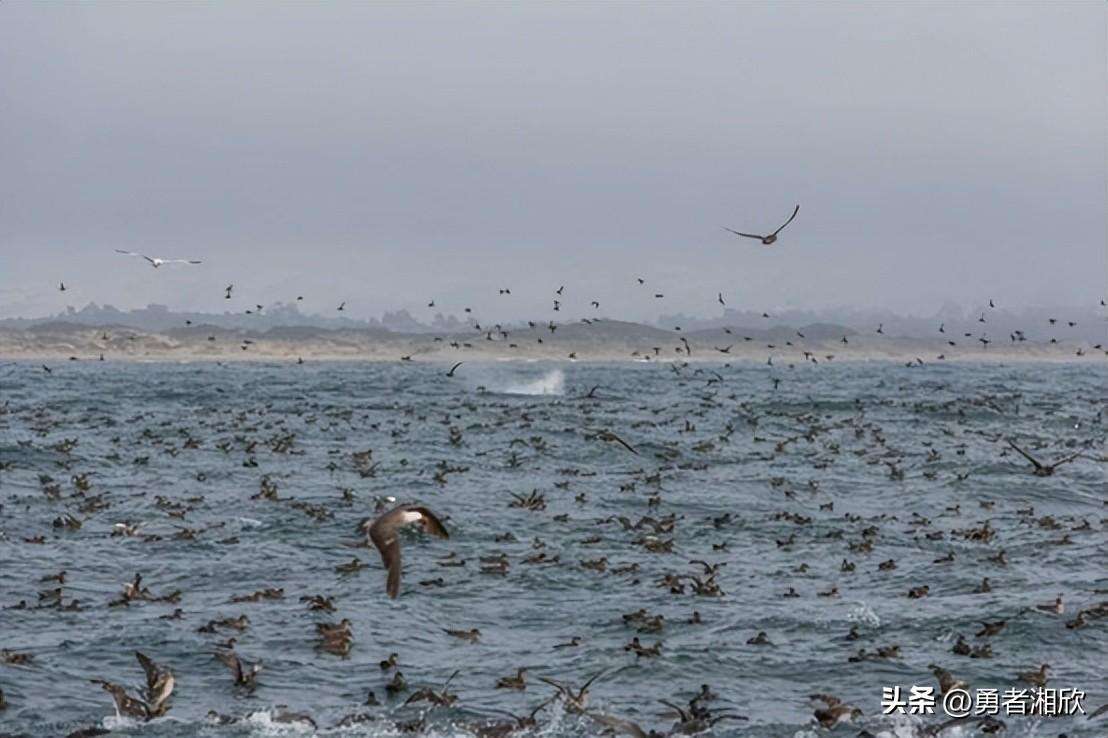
38,206,1108,370
3,205,1106,738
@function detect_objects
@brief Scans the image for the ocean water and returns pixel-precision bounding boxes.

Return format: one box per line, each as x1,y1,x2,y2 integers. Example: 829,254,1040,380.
0,360,1104,738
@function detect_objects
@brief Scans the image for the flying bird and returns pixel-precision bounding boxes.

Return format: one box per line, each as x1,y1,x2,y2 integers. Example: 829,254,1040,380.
215,649,261,690
1005,439,1082,477
114,250,202,268
134,652,175,717
445,362,463,377
723,204,800,245
90,680,150,720
537,670,608,714
586,428,639,455
361,505,449,598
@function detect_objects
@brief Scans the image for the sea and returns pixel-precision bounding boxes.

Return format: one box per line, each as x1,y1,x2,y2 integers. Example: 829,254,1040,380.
1,360,1105,738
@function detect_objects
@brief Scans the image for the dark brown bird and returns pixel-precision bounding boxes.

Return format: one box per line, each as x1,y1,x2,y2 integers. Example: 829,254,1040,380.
724,204,800,246
1006,439,1082,477
90,680,149,720
215,649,261,690
537,670,608,713
404,670,460,707
135,651,175,717
496,667,528,690
1018,663,1050,687
586,428,639,455
360,504,450,598
810,694,863,728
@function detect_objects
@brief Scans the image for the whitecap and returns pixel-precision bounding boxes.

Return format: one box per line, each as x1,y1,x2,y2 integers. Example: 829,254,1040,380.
847,601,881,627
501,369,565,396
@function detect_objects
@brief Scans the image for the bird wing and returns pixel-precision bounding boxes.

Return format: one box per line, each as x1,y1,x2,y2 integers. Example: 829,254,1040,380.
587,712,648,738
161,259,202,265
721,227,764,240
536,675,570,696
153,671,175,706
370,527,402,598
414,507,450,539
1047,451,1083,469
530,696,557,719
604,431,639,455
135,651,159,689
771,204,801,236
95,680,148,719
441,669,461,692
577,669,609,698
403,689,432,706
449,362,463,375
809,693,841,707
1006,440,1044,470
215,651,244,683
657,699,690,722
114,249,143,257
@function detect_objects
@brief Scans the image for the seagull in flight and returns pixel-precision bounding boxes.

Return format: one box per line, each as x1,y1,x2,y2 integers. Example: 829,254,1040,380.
114,250,202,268
723,204,800,245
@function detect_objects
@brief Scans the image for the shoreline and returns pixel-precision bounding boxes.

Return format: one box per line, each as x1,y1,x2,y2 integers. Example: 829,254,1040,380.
2,348,1101,365
1,324,1102,365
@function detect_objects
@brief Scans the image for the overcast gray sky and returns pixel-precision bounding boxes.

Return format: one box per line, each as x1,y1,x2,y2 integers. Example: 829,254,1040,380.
1,2,1104,324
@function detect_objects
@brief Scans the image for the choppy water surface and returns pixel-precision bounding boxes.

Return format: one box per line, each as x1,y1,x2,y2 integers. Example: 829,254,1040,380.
1,360,1105,738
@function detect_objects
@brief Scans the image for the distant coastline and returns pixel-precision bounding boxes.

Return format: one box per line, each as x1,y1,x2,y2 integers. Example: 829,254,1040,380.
1,321,1100,364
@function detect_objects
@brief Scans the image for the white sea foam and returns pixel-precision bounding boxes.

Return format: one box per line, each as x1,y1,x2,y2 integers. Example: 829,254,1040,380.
847,601,881,627
500,369,565,396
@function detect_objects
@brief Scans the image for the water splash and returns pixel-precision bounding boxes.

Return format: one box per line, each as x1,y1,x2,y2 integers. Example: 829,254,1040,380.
501,369,565,396
847,601,881,628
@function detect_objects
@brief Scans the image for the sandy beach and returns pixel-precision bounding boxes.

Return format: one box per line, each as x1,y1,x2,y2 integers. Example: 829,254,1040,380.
1,321,1100,364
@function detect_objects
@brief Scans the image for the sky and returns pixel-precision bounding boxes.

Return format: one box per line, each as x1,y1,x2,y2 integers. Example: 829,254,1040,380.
1,2,1104,324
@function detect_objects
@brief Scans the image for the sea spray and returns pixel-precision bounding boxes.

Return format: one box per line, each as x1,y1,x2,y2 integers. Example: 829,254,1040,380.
501,368,565,396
